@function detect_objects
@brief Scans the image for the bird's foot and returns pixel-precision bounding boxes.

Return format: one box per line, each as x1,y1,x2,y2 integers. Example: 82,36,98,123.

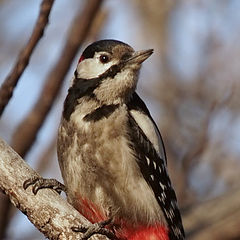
72,217,118,240
23,176,66,195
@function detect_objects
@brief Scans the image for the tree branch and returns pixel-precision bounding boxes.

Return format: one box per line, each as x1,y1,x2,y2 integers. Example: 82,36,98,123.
0,137,108,240
2,134,240,240
183,188,240,240
0,0,55,116
11,0,104,158
0,1,104,237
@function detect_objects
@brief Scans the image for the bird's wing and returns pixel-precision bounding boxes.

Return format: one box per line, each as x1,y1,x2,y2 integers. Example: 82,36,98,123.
127,92,167,164
127,92,185,240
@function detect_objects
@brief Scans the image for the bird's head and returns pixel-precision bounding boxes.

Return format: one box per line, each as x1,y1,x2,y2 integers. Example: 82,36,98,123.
72,39,153,105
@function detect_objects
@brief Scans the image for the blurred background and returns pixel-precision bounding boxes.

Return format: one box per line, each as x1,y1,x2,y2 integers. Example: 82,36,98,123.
0,0,240,239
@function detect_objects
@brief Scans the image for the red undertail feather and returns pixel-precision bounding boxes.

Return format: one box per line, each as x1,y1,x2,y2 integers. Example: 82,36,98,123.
118,223,169,240
75,195,169,240
76,196,106,223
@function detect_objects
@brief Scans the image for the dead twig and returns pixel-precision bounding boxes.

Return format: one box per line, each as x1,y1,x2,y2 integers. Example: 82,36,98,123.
11,0,104,158
0,0,55,116
181,102,215,171
183,188,240,240
0,1,55,238
0,1,104,238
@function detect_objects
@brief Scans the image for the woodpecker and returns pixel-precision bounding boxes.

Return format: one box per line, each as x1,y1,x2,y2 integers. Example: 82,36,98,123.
57,39,185,240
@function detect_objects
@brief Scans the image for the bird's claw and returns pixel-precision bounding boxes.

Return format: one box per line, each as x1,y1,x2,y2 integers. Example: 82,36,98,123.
72,218,118,240
23,176,66,195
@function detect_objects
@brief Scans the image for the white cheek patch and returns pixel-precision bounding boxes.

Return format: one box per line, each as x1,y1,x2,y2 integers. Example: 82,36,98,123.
76,54,118,79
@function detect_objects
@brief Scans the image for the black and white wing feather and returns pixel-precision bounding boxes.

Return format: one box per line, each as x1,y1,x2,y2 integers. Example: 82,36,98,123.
127,92,185,240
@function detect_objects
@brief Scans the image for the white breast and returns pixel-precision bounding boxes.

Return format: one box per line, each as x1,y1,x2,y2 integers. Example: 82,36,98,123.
58,104,165,225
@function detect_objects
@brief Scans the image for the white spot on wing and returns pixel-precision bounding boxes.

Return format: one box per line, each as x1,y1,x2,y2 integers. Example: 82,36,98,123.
159,182,165,190
169,209,175,218
150,174,154,181
153,161,157,169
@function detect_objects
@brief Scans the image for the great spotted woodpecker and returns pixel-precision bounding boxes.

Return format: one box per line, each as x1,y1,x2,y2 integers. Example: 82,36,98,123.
57,39,185,240
24,39,185,240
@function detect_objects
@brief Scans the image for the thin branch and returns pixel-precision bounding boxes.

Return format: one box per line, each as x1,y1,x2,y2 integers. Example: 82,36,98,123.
180,89,234,178
1,139,240,240
11,0,104,158
0,137,108,240
181,102,215,171
0,1,55,237
0,1,104,237
183,188,240,240
0,0,55,116
87,8,108,42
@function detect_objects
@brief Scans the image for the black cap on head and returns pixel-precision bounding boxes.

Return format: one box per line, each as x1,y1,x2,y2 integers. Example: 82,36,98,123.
82,39,132,59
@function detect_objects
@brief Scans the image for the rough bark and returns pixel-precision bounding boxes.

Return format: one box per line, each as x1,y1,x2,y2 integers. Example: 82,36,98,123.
0,137,108,240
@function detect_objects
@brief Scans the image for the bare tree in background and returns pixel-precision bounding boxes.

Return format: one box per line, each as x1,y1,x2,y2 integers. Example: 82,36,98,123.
0,0,107,239
0,0,240,239
133,0,240,239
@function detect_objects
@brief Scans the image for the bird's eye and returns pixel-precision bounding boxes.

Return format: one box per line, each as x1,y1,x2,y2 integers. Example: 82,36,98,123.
99,55,109,64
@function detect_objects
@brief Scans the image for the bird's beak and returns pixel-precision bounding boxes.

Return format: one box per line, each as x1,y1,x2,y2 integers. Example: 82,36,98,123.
125,49,154,64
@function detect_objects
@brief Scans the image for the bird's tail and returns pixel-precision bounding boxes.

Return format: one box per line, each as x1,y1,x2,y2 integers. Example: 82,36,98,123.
74,195,169,240
118,224,169,240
